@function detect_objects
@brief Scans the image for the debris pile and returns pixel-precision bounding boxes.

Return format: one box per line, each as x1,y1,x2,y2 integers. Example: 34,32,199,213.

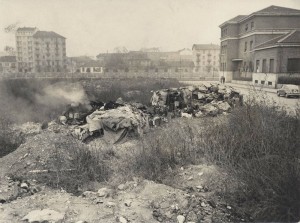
150,83,243,118
57,84,242,144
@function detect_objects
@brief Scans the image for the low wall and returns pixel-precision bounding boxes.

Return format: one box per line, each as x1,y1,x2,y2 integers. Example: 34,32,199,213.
0,71,219,81
231,80,252,85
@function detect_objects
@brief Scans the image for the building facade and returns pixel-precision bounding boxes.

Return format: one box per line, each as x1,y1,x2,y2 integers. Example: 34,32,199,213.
219,5,300,84
192,44,220,75
0,56,17,73
16,27,67,73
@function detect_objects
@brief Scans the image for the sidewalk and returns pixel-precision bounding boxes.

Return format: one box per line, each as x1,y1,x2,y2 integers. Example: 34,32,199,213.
226,82,278,94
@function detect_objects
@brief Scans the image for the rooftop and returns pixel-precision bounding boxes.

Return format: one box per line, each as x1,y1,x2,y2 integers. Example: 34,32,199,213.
33,31,65,39
220,5,300,27
255,30,300,50
192,44,220,50
16,27,37,32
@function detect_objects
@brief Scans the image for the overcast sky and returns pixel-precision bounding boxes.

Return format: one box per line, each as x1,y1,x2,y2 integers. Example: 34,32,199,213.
0,0,299,56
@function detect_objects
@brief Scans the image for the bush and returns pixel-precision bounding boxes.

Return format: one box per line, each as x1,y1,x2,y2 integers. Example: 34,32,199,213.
201,92,300,222
36,140,112,194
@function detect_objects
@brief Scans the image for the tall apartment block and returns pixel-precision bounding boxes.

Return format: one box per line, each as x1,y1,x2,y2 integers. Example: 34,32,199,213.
16,27,67,73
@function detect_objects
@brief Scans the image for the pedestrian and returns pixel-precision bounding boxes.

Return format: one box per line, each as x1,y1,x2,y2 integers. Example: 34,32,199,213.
220,75,225,84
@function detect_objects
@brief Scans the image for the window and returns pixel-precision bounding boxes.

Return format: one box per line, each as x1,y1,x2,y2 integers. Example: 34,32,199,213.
287,58,300,72
245,24,248,32
251,21,254,30
164,68,168,72
268,81,272,86
262,59,267,73
261,80,265,85
175,68,179,72
244,42,247,52
255,80,258,84
250,41,253,50
256,60,260,72
269,59,274,73
249,61,253,72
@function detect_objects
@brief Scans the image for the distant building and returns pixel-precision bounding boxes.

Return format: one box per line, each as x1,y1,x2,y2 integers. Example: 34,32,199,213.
0,56,17,73
219,5,300,85
192,44,220,74
15,27,67,73
80,60,104,73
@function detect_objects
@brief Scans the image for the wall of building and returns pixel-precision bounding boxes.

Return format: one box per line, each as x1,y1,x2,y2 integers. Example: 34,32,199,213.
255,16,300,30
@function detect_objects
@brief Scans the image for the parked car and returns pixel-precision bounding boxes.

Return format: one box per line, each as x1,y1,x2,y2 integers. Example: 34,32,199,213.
277,84,300,98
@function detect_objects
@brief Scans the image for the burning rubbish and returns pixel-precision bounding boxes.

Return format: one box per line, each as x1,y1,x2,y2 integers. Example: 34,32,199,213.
57,83,242,144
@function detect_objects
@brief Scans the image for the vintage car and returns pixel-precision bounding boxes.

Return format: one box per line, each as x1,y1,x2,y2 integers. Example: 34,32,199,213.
277,84,300,98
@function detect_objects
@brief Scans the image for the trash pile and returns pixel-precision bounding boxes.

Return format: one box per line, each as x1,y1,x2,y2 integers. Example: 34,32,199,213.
58,99,149,144
150,83,242,118
57,84,242,144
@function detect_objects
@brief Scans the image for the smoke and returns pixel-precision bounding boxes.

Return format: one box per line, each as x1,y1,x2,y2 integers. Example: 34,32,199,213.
0,80,90,124
35,83,89,106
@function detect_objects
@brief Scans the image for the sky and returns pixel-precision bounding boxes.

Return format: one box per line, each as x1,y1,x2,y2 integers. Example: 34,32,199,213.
0,0,299,57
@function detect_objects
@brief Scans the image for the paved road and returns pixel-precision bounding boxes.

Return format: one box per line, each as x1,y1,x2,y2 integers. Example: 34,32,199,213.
180,80,299,115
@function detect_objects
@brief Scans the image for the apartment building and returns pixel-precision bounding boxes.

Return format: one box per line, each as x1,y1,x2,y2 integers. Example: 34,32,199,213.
16,27,67,73
192,44,220,75
219,5,300,84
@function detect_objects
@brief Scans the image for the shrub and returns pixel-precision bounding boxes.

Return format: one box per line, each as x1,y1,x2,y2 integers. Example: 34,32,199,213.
201,91,300,222
36,140,112,194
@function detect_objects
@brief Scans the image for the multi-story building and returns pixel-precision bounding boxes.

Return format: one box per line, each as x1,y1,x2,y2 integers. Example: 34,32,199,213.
16,27,67,73
0,56,17,73
219,5,300,85
192,44,220,75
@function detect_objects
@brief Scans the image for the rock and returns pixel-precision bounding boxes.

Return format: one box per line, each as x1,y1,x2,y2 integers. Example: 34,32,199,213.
186,211,198,221
97,188,110,197
20,182,29,190
119,216,127,223
76,221,87,223
82,191,96,197
118,184,126,190
208,200,216,208
198,172,204,176
216,101,231,111
106,201,116,207
196,185,203,190
227,205,232,210
187,176,193,181
22,209,64,223
124,200,132,207
177,215,185,223
0,198,6,204
201,202,206,207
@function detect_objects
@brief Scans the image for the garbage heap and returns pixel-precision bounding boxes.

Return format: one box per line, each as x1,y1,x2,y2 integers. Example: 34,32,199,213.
150,83,243,118
59,99,149,144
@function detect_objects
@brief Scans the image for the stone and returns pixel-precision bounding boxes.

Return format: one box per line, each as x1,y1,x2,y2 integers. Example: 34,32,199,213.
201,202,206,207
227,205,232,210
217,101,231,111
82,191,96,197
97,188,110,197
118,184,126,190
198,172,204,176
177,215,185,223
208,200,216,208
106,201,116,207
20,182,29,190
22,209,64,223
187,176,193,181
186,211,198,221
196,185,203,190
76,221,87,223
124,200,132,207
119,216,127,223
